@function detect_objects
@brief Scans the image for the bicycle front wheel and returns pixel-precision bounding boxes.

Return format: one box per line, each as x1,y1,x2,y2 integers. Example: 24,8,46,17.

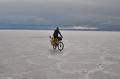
58,42,64,51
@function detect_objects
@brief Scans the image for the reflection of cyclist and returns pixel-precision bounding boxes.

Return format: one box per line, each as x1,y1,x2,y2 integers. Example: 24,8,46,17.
53,27,63,41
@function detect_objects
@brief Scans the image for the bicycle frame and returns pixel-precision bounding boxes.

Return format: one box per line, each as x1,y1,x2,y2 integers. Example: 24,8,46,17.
49,36,64,51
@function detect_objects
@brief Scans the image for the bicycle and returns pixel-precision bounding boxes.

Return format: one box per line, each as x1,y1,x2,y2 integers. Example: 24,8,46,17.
49,36,64,51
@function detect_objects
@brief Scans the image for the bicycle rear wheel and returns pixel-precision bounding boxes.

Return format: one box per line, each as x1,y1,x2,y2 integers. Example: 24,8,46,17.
58,42,64,51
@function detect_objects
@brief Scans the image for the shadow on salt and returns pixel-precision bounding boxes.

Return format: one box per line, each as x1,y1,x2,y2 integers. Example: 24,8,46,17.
49,49,64,55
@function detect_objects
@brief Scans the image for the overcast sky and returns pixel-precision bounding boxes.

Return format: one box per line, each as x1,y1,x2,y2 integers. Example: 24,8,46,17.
0,0,120,27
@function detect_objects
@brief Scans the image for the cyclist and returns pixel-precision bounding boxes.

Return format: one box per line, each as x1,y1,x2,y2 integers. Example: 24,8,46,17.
49,27,64,50
53,27,63,41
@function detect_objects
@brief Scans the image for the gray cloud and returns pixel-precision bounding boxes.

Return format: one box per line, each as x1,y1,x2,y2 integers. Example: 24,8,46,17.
0,0,120,27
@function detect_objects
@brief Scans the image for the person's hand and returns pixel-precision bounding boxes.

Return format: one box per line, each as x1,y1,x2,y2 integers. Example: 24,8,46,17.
49,36,51,38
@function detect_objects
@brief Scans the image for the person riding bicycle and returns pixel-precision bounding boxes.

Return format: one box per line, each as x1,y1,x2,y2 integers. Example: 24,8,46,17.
53,27,63,41
49,27,64,50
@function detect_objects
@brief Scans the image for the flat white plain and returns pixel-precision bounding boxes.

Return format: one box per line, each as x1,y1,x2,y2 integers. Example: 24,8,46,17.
0,30,120,79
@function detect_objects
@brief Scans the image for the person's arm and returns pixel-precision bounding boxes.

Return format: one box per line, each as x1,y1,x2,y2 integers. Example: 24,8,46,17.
58,31,63,38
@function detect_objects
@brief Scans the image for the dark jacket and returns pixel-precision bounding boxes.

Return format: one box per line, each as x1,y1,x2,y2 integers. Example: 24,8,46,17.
53,29,63,38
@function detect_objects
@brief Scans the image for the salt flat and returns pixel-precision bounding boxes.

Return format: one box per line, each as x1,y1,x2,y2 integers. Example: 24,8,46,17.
0,30,120,79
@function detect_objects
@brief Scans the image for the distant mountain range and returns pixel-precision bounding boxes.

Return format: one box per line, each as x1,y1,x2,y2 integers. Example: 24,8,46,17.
0,24,120,31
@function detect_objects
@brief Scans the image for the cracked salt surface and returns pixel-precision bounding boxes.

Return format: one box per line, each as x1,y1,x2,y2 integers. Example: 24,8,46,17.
0,30,120,79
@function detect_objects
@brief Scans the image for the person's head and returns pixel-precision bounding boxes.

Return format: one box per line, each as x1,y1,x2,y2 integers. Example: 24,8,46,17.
56,27,59,30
